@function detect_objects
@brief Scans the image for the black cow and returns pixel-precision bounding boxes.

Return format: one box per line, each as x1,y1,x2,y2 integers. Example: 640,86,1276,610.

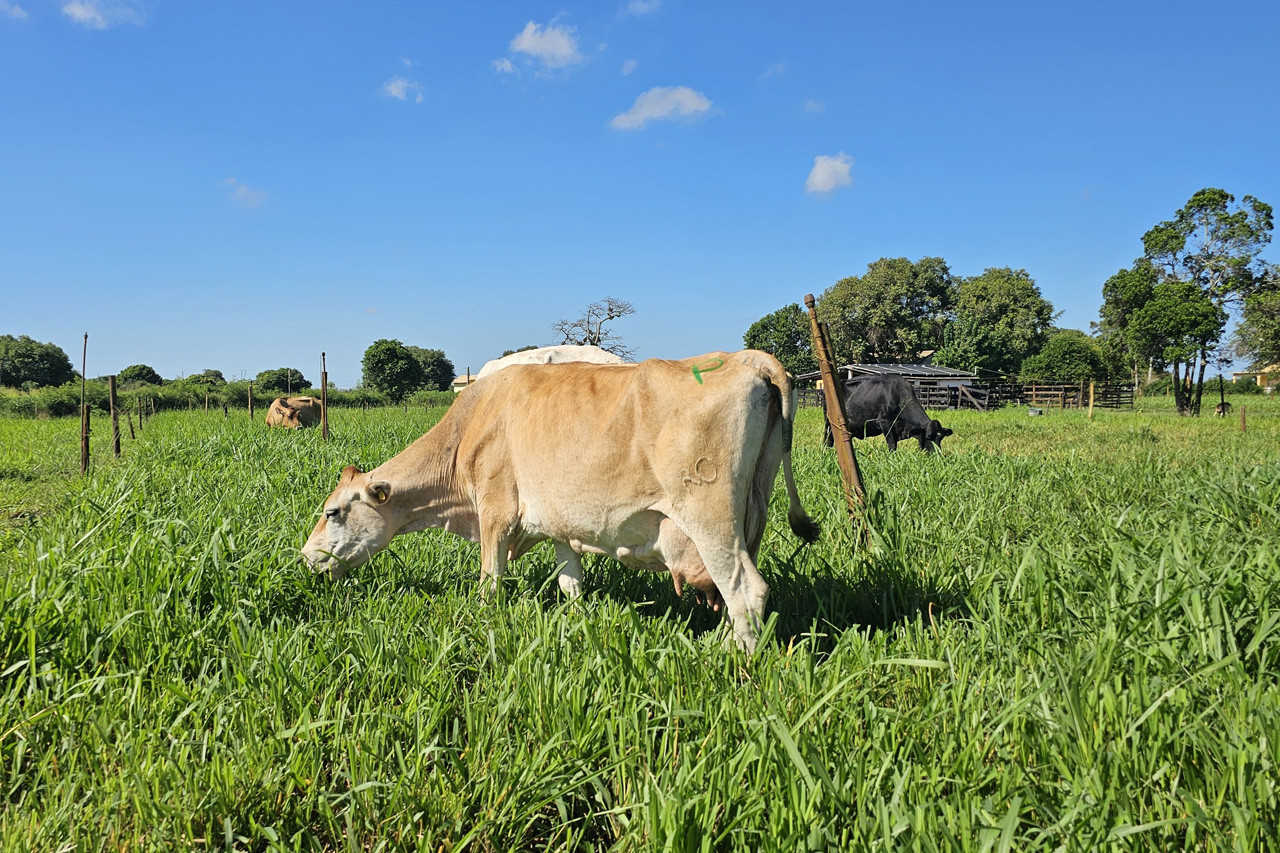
821,375,953,452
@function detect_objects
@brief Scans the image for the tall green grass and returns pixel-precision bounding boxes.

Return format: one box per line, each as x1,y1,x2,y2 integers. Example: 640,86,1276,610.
1,404,1278,850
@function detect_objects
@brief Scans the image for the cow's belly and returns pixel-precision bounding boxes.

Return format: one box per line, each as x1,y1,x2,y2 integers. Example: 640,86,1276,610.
520,506,674,569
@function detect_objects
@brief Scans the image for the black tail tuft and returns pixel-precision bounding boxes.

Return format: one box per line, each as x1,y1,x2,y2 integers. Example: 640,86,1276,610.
789,513,821,544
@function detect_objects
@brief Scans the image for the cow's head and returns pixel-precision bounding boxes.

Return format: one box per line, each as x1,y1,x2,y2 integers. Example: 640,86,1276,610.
926,419,953,450
269,399,303,428
302,465,396,579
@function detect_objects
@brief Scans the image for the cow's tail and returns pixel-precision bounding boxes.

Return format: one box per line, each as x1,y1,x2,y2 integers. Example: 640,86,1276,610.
747,351,821,545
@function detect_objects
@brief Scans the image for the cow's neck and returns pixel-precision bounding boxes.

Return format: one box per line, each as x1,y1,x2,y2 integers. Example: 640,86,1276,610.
371,413,480,542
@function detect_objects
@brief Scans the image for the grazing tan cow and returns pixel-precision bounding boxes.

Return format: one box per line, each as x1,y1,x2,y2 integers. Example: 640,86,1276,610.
473,342,721,608
266,396,323,428
302,350,819,652
476,344,625,380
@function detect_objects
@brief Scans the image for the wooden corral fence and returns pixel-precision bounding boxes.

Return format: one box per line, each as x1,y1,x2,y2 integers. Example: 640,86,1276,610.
799,381,1135,411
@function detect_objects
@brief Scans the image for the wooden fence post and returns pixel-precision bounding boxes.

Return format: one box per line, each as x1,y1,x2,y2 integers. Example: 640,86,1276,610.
1088,382,1095,421
248,383,254,421
804,294,867,526
108,375,121,458
205,391,209,413
136,393,143,432
126,409,135,440
1241,405,1247,434
320,352,329,441
80,333,89,475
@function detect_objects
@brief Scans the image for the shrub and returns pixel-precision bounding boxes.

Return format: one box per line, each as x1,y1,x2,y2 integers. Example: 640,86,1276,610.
406,389,458,408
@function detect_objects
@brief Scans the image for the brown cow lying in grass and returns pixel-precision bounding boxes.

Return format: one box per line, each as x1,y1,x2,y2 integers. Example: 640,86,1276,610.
266,396,323,428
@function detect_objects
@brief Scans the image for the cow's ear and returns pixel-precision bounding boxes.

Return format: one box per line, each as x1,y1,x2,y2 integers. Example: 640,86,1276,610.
366,481,392,504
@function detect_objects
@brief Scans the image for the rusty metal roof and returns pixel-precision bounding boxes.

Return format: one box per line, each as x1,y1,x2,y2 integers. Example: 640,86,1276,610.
795,363,977,382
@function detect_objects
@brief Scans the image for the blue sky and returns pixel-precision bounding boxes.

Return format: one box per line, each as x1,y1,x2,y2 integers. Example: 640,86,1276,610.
3,0,1278,388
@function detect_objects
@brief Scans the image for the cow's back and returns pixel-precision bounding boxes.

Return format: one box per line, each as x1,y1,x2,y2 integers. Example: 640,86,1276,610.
476,345,625,379
844,376,921,424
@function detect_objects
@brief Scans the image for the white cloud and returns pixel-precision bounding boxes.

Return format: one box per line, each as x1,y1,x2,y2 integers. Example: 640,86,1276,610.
760,62,786,80
509,20,582,70
621,58,638,76
221,177,267,208
382,76,424,103
1,2,29,20
802,99,825,113
492,57,517,75
400,57,415,67
61,0,144,29
805,152,853,194
610,86,712,130
626,0,661,15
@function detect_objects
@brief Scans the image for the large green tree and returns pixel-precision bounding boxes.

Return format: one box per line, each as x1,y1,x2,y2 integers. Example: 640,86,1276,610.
817,257,953,365
406,346,456,392
1139,188,1273,412
1128,281,1224,414
361,339,426,403
117,363,164,386
743,304,818,376
934,267,1055,378
0,335,76,388
1231,263,1280,369
1020,329,1107,383
1097,259,1161,385
255,368,309,394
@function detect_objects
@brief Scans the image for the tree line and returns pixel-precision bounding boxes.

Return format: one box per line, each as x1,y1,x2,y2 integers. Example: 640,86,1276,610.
0,299,639,416
0,337,458,416
744,188,1277,415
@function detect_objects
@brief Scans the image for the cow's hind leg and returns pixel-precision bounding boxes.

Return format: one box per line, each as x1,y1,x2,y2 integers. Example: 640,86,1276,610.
675,525,769,653
554,542,584,599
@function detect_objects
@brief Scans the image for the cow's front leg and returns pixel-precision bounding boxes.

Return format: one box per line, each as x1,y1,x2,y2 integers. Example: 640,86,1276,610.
478,521,516,601
554,541,584,598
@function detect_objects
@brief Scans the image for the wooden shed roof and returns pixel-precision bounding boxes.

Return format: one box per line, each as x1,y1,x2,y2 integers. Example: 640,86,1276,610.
795,363,978,382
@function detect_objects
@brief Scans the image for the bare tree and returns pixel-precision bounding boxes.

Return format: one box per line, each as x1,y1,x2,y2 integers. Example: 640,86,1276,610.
550,297,637,359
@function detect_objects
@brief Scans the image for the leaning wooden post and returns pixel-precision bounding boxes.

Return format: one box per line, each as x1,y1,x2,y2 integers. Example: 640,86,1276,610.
108,375,121,458
320,352,329,441
80,333,90,475
1088,381,1095,421
804,294,867,522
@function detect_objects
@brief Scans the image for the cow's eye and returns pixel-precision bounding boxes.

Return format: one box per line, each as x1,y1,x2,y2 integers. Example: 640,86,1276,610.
324,507,340,519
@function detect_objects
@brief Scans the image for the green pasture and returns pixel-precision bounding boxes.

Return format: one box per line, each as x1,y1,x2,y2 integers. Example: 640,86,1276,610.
1,400,1278,851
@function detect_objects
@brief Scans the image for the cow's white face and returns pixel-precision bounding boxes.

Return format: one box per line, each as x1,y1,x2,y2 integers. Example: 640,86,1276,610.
302,466,396,579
